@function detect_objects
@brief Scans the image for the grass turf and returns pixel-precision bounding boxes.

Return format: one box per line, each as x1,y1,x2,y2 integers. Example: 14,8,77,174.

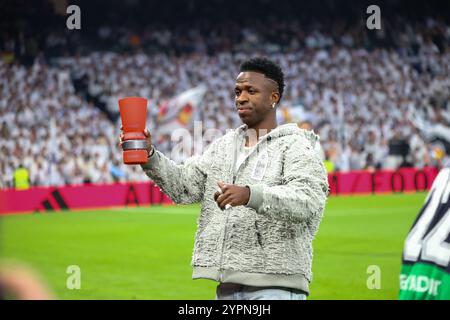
0,193,426,299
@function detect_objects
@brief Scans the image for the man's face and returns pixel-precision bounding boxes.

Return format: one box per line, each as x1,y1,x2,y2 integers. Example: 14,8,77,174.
234,71,278,127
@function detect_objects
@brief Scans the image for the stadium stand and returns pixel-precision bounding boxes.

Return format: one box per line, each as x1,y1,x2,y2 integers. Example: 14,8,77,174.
1,0,449,188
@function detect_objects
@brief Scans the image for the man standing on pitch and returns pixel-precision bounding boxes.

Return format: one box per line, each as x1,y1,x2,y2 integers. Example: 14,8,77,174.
121,57,329,300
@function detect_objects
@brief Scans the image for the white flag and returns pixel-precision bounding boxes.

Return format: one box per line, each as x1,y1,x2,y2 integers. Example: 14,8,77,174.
156,85,207,135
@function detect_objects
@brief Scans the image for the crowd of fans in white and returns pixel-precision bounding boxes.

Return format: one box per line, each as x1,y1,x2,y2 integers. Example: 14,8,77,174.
1,18,450,188
0,60,148,187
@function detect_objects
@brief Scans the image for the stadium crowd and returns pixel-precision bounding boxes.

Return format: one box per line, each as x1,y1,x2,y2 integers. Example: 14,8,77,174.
0,59,147,187
1,9,450,188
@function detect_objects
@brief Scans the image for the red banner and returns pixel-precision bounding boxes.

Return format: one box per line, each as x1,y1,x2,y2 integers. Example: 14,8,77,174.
0,182,172,215
0,167,440,215
328,167,439,195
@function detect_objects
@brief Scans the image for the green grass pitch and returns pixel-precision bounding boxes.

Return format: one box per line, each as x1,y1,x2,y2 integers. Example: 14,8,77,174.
0,193,426,299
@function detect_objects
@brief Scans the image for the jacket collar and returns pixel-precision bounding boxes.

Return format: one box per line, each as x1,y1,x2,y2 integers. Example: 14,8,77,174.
235,123,320,147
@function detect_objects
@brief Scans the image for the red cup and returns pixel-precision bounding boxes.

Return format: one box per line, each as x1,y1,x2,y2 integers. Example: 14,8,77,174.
118,97,148,165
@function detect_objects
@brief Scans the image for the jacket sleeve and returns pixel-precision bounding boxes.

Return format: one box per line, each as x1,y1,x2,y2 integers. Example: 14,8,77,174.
140,139,220,204
245,137,329,223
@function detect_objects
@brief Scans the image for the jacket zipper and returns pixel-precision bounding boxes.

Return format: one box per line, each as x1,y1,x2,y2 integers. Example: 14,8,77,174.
218,132,238,281
217,131,271,281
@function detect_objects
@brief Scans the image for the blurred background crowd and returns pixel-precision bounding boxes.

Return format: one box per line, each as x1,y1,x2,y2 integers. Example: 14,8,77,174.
1,0,449,188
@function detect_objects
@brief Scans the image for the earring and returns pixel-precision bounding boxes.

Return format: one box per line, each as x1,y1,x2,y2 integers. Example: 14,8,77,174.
272,103,276,109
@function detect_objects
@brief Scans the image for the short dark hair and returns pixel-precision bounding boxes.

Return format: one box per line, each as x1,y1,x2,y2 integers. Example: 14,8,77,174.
239,57,285,102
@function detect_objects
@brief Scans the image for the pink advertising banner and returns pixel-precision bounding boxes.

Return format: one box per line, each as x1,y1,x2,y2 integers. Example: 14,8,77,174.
0,167,440,215
0,182,172,215
327,167,439,195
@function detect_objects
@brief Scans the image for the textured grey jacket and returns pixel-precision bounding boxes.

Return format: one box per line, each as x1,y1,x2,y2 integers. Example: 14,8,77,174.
141,123,329,294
